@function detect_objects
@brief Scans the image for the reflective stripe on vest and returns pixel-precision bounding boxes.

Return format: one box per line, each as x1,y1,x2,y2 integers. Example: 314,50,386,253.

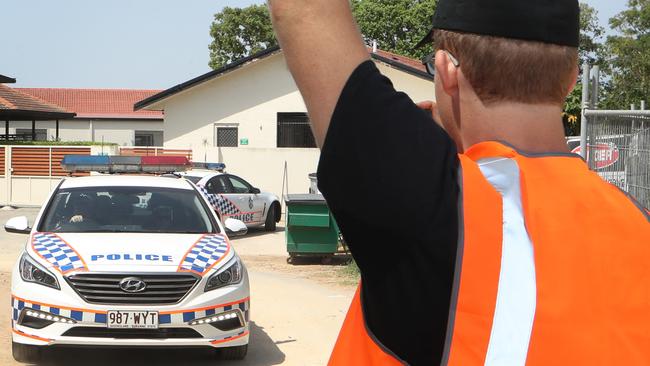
329,141,650,366
479,157,536,365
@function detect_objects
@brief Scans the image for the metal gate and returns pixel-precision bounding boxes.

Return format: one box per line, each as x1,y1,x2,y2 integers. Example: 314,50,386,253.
579,63,650,208
583,111,650,208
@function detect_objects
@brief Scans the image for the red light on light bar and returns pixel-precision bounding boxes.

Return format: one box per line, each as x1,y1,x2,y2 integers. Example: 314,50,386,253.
141,156,191,165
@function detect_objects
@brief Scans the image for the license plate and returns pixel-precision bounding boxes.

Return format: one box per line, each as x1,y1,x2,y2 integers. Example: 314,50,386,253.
107,311,159,329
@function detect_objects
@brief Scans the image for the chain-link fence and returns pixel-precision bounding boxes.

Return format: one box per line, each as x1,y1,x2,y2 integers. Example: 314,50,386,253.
584,111,650,208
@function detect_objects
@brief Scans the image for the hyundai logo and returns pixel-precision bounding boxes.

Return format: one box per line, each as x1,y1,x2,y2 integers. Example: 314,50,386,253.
119,277,147,293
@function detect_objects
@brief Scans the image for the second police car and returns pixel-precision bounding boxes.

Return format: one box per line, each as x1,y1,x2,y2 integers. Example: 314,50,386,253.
181,163,282,232
6,156,251,363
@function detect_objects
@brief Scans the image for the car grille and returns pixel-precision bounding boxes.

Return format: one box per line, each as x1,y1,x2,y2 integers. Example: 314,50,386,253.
62,327,202,339
66,273,199,305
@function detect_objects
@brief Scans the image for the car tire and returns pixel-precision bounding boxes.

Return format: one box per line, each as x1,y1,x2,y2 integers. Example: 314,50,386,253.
218,344,248,360
264,204,277,232
12,341,41,363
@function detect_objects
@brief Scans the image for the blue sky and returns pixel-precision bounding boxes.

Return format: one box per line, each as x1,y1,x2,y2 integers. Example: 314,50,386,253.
2,0,627,89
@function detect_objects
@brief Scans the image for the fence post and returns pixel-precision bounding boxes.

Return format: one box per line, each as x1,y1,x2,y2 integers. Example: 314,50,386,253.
49,147,52,177
590,66,600,109
6,146,11,205
579,63,591,159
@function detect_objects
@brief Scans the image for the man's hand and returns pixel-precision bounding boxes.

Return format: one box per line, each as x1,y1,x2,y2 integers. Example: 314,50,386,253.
268,0,369,147
416,100,443,128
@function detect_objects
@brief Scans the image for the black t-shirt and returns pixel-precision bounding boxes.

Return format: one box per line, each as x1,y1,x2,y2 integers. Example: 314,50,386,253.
317,61,460,365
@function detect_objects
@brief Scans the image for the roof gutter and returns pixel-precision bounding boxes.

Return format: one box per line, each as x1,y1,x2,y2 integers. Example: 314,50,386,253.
369,53,433,81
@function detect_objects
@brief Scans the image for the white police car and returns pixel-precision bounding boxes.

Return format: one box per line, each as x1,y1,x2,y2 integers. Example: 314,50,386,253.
5,156,251,363
182,163,281,232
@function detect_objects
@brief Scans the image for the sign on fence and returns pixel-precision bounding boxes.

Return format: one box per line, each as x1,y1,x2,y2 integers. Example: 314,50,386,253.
584,112,650,208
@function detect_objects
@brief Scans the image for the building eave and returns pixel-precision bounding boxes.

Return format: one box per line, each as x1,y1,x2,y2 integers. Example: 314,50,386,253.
134,46,282,111
369,53,433,80
134,46,432,112
73,113,164,120
0,75,16,84
0,110,76,121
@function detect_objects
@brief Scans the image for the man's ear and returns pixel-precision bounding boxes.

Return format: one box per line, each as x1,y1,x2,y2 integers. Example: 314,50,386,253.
566,65,579,96
434,50,459,96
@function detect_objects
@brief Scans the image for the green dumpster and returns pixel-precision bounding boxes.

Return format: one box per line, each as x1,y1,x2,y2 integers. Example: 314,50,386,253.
284,194,339,264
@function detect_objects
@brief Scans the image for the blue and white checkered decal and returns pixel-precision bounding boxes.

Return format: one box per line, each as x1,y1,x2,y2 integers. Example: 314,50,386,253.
197,185,240,215
31,233,87,274
12,295,249,327
161,298,250,326
11,296,98,324
177,234,230,276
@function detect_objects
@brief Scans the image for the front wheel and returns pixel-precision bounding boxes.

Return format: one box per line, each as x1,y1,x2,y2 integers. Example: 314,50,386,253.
12,341,41,363
217,344,248,360
264,204,277,232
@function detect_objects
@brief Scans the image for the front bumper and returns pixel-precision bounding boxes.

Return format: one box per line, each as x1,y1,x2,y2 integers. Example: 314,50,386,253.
11,268,250,349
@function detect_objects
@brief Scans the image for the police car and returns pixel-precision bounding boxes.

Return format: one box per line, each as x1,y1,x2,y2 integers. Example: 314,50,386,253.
5,156,251,363
181,163,281,232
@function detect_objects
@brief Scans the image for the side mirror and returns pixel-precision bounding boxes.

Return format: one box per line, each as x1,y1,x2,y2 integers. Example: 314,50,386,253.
251,187,261,194
5,216,31,234
224,218,248,237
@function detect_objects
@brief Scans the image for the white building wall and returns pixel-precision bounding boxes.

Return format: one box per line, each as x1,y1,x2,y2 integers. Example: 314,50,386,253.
375,62,435,103
162,53,305,151
202,146,320,197
0,119,163,145
155,51,434,194
92,120,164,146
161,53,433,151
59,120,92,142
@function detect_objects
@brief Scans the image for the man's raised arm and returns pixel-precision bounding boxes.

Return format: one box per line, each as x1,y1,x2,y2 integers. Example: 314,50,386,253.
268,0,369,147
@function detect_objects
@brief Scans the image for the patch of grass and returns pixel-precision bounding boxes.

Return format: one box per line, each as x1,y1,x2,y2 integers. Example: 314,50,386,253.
338,259,360,286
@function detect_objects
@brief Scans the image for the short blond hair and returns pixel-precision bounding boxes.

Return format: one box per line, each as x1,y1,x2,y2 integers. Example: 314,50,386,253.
433,30,578,105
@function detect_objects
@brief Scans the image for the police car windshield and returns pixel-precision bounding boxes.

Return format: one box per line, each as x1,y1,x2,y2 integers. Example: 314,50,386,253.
184,176,202,184
39,186,218,234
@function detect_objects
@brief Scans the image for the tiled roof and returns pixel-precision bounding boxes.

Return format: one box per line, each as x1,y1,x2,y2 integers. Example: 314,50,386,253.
372,49,427,73
0,84,71,114
17,88,164,120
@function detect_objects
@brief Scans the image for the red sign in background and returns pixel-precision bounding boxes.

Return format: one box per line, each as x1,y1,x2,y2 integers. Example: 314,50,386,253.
571,143,620,170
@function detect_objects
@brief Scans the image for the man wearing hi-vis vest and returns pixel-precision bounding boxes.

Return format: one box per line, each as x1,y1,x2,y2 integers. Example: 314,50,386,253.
269,0,650,364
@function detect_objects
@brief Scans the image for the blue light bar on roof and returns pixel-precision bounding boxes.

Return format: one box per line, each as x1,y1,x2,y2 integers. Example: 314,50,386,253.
192,162,226,172
61,155,110,172
61,155,191,174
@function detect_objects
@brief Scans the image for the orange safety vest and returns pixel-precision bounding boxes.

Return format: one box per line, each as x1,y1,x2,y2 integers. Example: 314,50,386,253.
329,141,650,366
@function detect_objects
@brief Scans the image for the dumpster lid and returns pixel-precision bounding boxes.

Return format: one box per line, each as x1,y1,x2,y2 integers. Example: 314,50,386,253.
284,194,326,203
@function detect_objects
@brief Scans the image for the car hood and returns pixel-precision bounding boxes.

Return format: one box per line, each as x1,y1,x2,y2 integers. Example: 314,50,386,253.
26,232,233,274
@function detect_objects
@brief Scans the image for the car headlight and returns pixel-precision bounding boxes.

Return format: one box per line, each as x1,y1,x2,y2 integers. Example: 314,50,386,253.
19,254,60,290
205,257,242,292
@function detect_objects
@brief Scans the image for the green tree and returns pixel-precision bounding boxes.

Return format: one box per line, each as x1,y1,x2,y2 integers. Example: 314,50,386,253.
208,5,277,69
563,3,606,136
350,0,438,60
578,3,606,66
208,1,438,69
601,0,650,109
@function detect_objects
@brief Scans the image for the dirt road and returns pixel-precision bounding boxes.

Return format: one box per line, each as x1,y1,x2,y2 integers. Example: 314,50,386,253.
0,208,355,366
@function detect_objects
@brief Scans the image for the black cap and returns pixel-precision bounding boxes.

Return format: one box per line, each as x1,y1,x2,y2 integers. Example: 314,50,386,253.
415,0,580,48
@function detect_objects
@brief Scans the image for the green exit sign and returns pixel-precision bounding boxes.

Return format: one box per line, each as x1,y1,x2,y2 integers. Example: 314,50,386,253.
240,138,249,145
